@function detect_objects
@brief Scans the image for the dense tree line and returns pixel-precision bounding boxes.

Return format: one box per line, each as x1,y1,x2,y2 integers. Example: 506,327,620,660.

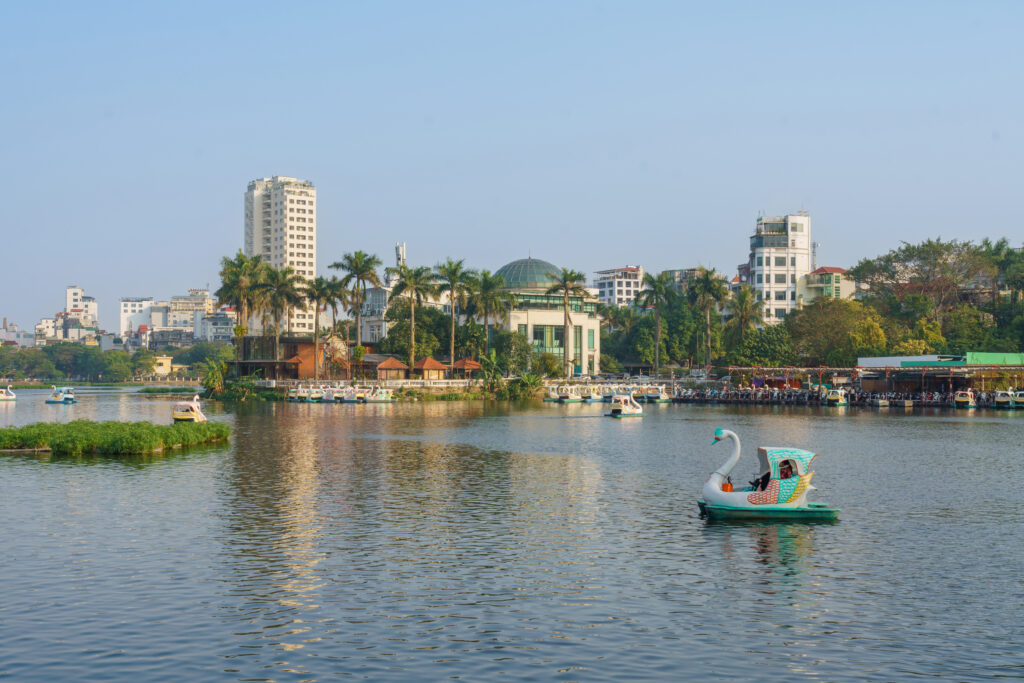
0,342,233,381
600,237,1024,372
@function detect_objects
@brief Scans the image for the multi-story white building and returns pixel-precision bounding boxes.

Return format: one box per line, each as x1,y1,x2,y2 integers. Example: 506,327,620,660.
119,297,155,337
593,266,644,307
193,308,238,343
740,212,812,324
244,176,317,334
65,286,98,323
169,288,215,327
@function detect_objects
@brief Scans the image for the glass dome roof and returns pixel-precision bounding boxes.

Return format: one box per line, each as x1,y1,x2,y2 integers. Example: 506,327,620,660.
494,257,561,291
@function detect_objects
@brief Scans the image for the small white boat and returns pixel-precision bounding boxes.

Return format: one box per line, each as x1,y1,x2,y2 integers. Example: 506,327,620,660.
295,385,310,402
364,386,396,403
558,385,583,403
993,390,1014,409
543,386,560,402
336,387,363,403
825,388,847,406
307,386,324,403
172,394,207,423
45,386,77,404
1014,391,1024,410
0,385,15,401
644,385,671,403
953,390,976,409
606,394,643,418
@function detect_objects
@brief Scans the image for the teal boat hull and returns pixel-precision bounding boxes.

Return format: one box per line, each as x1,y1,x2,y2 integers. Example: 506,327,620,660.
698,499,839,522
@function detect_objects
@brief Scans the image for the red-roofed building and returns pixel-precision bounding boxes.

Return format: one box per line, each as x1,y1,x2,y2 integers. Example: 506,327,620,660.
376,356,410,381
413,357,447,380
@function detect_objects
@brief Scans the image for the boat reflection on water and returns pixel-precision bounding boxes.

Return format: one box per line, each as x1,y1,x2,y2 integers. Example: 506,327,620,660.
700,518,835,581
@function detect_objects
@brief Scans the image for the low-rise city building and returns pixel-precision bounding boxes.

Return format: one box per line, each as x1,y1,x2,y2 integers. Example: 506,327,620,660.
494,257,602,376
796,267,857,307
593,266,644,307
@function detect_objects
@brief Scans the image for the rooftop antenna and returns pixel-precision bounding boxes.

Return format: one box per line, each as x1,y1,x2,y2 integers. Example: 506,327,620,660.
811,241,821,270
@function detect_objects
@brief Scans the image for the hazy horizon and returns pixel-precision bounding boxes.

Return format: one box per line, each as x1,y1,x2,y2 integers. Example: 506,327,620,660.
2,1,1021,332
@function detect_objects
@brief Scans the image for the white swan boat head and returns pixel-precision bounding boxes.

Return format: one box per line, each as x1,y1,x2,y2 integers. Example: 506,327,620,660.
698,427,839,521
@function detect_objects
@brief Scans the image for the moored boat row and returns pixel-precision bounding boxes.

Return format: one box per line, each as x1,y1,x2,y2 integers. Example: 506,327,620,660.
286,384,397,403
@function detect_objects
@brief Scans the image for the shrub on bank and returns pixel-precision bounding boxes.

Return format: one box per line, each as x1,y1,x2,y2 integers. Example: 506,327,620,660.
0,420,232,455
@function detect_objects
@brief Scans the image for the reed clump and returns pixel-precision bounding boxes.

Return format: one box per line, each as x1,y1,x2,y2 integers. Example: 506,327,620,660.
0,420,231,455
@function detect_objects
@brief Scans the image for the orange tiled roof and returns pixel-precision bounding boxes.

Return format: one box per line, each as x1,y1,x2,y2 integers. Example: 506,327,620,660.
414,357,447,370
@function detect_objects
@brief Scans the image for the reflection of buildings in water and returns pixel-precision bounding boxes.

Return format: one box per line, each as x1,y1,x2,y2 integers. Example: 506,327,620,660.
218,419,326,641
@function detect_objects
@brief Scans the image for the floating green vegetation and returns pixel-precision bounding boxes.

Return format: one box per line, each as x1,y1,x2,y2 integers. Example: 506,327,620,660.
0,420,231,455
137,386,201,395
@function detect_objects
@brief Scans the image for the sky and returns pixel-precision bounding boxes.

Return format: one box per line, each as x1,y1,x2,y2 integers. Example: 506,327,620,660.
1,1,1021,332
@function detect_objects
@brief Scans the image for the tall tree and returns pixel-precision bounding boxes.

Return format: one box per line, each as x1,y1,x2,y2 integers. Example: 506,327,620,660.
723,284,763,351
386,264,438,369
324,276,349,340
434,258,476,374
545,268,589,377
687,267,730,368
635,271,677,372
302,276,334,380
252,265,305,360
329,251,382,347
468,269,516,354
215,251,267,358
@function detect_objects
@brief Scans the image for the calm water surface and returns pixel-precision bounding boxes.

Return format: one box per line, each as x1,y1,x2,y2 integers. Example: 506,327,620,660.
1,389,1022,681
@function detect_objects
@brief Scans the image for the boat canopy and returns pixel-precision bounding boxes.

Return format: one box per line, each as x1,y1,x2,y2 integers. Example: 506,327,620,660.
757,447,817,478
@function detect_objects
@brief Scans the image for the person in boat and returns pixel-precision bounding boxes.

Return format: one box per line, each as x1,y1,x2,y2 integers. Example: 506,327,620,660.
752,459,794,491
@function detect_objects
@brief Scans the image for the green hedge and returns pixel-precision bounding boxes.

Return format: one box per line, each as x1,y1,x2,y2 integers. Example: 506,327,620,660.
0,420,231,455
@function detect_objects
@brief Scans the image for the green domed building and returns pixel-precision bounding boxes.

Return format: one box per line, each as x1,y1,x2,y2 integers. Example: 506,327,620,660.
493,257,602,376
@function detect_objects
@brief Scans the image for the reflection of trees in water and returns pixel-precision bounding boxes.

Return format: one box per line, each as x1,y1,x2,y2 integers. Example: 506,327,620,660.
214,403,606,675
216,413,327,666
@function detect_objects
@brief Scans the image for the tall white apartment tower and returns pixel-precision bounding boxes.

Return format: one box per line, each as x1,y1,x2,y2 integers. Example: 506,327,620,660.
244,176,318,333
745,211,811,324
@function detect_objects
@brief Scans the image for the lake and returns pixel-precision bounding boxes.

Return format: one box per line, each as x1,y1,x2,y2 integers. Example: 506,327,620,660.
1,388,1022,681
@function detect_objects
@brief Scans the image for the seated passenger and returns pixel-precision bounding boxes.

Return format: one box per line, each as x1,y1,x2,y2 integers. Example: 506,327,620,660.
779,460,794,480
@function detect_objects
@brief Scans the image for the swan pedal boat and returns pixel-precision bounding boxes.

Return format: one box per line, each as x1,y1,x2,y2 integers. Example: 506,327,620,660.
698,428,839,522
45,386,77,404
172,395,207,423
605,394,643,418
0,385,15,401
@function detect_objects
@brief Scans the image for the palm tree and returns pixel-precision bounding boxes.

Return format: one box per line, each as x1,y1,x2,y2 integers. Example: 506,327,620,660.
302,276,334,380
635,271,677,372
329,251,382,348
609,305,640,334
215,251,267,358
545,268,589,377
434,258,476,374
386,264,438,369
468,269,517,354
324,276,348,339
687,267,730,368
723,284,763,351
251,265,305,361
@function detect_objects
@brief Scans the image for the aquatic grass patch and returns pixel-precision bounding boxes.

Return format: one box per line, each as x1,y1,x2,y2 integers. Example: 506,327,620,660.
0,420,231,455
138,387,201,395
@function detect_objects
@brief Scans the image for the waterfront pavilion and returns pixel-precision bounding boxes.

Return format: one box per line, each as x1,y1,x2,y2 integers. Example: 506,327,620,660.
492,257,602,376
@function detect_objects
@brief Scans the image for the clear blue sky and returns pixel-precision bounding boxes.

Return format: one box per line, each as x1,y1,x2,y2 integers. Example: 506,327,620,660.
2,1,1021,332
